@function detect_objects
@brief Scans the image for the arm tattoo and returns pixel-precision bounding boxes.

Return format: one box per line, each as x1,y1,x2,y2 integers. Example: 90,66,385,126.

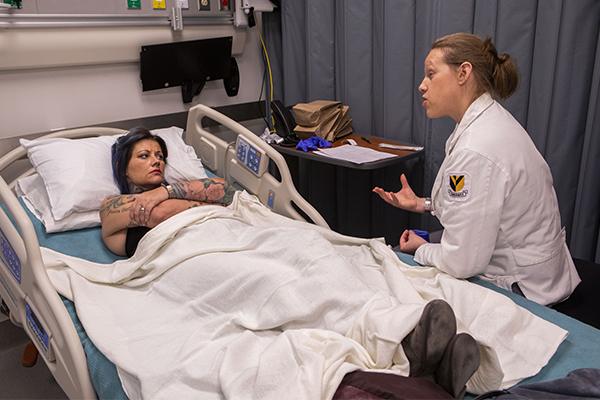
170,182,187,200
203,179,235,205
100,195,134,216
100,195,137,229
170,178,235,206
186,200,202,208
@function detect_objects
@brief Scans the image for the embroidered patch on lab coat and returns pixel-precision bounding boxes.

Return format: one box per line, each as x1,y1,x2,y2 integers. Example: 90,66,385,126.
446,172,470,201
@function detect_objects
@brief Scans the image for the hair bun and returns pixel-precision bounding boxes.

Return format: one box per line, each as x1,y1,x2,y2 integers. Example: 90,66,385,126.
498,53,510,65
482,37,500,64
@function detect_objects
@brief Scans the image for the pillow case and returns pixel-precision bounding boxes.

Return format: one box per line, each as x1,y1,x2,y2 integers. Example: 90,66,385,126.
20,135,118,221
158,127,208,184
19,126,207,230
16,174,102,232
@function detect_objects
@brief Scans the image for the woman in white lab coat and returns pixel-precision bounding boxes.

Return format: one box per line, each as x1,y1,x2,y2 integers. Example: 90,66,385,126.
373,33,580,306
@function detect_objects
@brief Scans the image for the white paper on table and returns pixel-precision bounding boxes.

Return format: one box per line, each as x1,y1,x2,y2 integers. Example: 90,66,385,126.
314,145,397,164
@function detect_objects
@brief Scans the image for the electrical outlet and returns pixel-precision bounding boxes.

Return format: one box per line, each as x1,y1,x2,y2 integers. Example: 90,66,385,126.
198,0,210,10
219,0,230,11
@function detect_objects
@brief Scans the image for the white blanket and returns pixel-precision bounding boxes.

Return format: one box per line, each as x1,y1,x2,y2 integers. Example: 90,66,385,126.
44,191,567,399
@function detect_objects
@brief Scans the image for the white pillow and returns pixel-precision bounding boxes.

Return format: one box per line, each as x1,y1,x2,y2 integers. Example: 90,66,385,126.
16,174,101,232
20,135,118,221
19,126,207,225
158,127,208,184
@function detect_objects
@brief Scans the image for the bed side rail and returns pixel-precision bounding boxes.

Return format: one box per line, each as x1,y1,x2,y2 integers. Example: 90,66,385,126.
0,127,126,399
185,104,329,229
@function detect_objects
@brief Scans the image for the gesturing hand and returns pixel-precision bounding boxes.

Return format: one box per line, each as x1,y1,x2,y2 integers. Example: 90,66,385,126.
372,174,422,213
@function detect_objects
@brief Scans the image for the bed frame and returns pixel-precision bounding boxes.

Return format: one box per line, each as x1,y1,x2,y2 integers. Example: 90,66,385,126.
0,104,328,399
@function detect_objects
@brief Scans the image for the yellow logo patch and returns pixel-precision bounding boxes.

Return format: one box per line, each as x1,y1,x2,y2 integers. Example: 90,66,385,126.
449,175,465,192
446,172,470,201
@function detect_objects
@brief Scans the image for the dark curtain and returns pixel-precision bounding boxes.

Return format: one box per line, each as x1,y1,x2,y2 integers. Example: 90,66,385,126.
264,0,600,263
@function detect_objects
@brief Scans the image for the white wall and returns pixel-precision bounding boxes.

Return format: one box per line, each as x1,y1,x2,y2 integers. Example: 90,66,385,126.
0,23,266,139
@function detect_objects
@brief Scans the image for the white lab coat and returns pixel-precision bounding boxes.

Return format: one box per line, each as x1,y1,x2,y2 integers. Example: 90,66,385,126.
414,93,580,305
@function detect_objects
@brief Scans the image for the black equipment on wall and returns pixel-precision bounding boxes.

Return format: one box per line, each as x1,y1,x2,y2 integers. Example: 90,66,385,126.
223,57,240,97
140,37,238,104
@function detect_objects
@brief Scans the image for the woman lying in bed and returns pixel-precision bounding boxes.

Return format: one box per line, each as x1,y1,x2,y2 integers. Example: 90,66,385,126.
100,127,235,257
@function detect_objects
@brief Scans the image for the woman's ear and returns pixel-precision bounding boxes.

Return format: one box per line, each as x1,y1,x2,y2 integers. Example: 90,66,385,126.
457,62,473,86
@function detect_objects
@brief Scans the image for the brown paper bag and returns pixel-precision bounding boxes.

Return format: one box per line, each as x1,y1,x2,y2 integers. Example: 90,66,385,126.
292,100,342,127
322,106,352,141
332,118,353,140
330,106,350,134
294,107,341,140
324,121,352,141
292,100,353,141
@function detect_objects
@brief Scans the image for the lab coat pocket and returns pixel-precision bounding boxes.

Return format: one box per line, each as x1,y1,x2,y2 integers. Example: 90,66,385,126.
511,228,578,305
511,228,566,267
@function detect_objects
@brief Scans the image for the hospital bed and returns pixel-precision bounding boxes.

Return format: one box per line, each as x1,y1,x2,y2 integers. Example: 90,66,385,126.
0,104,599,400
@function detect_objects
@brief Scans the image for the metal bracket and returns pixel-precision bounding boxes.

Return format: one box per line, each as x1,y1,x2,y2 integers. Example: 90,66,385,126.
170,6,183,30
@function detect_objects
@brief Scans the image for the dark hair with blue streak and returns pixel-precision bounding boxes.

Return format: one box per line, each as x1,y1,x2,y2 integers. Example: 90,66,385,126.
111,127,168,194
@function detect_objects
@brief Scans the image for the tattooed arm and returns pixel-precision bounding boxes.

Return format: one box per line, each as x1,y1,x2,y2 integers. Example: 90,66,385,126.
100,194,135,256
129,178,235,226
169,177,235,203
100,195,207,256
101,178,235,256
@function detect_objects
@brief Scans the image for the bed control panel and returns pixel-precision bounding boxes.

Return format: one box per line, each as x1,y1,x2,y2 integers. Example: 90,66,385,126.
235,136,266,176
26,301,55,362
0,228,21,284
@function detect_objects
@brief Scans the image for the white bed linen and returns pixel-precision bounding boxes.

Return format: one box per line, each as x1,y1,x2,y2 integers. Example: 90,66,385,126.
43,191,567,399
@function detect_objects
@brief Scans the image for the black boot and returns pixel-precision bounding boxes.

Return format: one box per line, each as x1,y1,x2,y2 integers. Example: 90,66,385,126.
434,332,481,399
401,299,457,381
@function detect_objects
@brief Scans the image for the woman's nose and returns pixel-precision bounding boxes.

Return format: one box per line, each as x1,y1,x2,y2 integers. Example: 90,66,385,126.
418,80,426,92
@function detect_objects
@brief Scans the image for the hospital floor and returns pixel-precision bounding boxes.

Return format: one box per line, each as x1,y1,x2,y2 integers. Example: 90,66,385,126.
0,319,68,399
